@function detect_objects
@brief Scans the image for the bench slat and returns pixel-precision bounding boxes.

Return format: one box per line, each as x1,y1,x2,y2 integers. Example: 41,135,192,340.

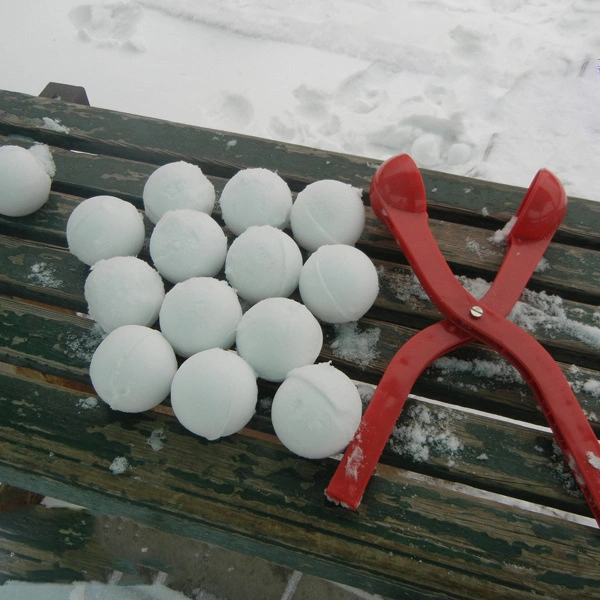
2,231,599,371
0,304,595,519
3,286,600,434
0,90,599,247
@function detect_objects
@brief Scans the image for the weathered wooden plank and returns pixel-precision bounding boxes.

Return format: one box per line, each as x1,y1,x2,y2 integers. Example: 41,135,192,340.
1,139,598,307
0,347,595,521
0,90,598,248
1,505,291,594
1,370,599,600
3,288,600,433
0,235,89,312
0,297,102,383
0,505,100,584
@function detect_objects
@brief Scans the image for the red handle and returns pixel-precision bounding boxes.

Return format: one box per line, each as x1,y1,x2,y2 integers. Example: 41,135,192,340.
327,155,600,527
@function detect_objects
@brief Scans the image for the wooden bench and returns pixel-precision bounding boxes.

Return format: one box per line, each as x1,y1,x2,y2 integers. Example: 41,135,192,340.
1,87,600,599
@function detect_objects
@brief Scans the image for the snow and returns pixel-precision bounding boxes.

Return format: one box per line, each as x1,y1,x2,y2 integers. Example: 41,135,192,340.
109,456,130,474
147,427,166,451
587,451,600,470
0,581,193,600
27,143,57,178
1,1,598,201
391,403,463,465
63,323,106,362
329,322,381,369
77,396,99,410
27,262,64,289
41,117,71,134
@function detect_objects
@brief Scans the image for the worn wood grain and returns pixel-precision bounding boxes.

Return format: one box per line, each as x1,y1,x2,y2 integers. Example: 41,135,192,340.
0,90,598,246
1,370,599,599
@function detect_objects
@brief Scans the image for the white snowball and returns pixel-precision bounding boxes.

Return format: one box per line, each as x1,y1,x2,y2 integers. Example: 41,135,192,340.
150,209,227,283
219,168,293,236
271,362,362,459
67,195,145,266
290,179,365,252
159,277,242,358
235,298,323,382
90,325,177,413
410,133,442,168
27,143,56,177
299,245,379,323
170,348,258,440
447,142,472,166
225,225,303,304
0,145,51,217
84,256,165,332
143,161,215,224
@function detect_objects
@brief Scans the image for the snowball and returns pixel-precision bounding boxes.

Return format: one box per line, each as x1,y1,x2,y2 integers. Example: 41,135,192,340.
84,256,165,332
66,195,145,266
225,225,303,304
299,244,379,323
218,168,292,236
410,133,442,168
150,209,227,283
159,277,242,358
90,325,177,413
0,145,51,217
143,161,215,224
290,179,365,251
271,362,362,459
235,297,323,382
170,348,258,440
27,143,56,177
446,142,472,165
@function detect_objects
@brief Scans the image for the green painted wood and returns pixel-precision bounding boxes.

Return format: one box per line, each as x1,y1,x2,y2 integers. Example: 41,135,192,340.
2,224,599,374
3,290,600,435
0,297,102,384
0,505,98,584
2,505,288,592
1,371,599,600
0,89,598,248
0,299,594,515
1,140,598,306
0,235,89,312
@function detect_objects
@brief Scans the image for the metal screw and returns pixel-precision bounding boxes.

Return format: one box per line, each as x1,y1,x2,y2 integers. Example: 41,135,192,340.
470,306,484,319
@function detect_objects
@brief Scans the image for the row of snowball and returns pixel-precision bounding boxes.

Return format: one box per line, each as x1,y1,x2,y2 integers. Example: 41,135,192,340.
91,326,361,459
67,161,367,267
84,237,378,340
69,161,379,326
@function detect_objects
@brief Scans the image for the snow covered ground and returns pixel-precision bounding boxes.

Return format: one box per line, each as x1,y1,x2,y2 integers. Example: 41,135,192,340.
1,0,599,200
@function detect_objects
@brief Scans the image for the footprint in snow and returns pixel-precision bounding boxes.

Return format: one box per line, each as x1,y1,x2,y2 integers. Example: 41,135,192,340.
334,62,395,114
69,1,146,52
204,94,255,132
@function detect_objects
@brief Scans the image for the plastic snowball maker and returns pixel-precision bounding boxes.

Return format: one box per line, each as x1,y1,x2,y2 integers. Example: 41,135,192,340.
2,88,600,599
326,153,600,526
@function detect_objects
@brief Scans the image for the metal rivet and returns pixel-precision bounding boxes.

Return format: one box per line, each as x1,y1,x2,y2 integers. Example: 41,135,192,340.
470,306,484,318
